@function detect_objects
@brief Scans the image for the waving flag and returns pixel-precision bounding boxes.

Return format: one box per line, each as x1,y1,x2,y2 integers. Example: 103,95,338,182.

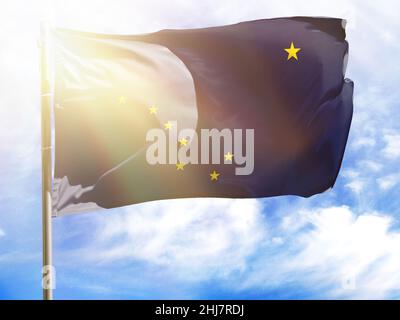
52,17,353,216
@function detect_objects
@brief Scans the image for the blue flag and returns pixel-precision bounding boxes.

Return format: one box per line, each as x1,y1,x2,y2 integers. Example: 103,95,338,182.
52,17,353,216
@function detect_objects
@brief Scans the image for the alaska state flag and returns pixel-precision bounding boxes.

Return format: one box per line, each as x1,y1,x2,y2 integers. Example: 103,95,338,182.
52,17,353,216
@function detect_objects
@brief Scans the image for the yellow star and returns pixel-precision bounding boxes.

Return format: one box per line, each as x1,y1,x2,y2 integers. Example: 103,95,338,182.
164,121,172,130
210,170,220,181
284,42,301,61
179,137,188,146
224,152,234,162
118,96,127,104
176,162,185,170
149,106,158,114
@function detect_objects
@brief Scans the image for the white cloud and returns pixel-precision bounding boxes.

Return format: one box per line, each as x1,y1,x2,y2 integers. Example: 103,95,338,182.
377,174,400,191
241,206,400,299
0,228,5,238
383,134,400,159
352,137,376,150
345,179,365,194
341,169,360,179
359,160,382,172
82,199,266,279
62,203,400,299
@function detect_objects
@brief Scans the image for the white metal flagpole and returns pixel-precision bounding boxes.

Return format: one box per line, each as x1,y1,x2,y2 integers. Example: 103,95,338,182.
40,21,54,300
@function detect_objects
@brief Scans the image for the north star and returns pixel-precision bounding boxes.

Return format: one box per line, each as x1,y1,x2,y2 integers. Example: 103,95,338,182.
154,304,190,318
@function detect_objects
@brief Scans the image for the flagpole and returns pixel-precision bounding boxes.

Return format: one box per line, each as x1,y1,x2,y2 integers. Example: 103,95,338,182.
40,21,54,300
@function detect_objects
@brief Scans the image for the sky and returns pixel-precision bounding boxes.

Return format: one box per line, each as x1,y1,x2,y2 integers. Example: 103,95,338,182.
0,0,400,299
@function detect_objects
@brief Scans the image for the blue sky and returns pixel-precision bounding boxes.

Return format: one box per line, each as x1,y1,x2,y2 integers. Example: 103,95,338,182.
1,0,400,299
